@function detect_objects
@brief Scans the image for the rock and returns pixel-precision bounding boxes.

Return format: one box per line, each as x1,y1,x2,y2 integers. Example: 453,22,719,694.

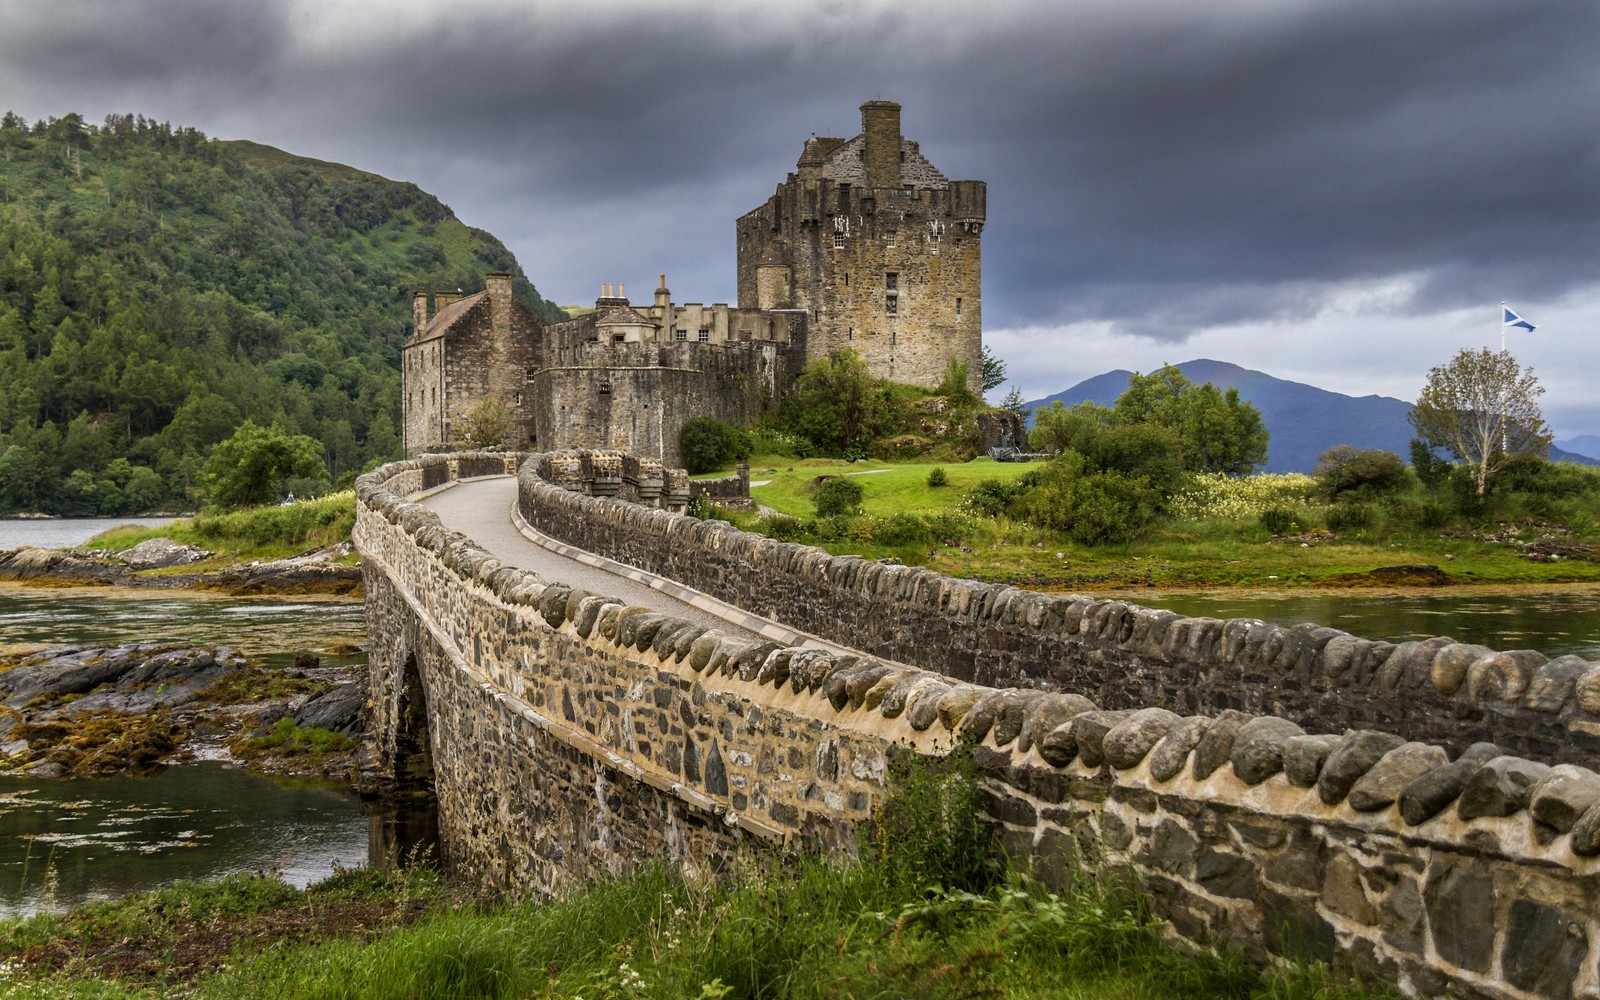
292,651,322,670
294,683,366,736
1101,708,1182,770
1529,765,1600,833
1282,734,1342,788
956,690,1007,742
906,681,954,731
1148,716,1210,782
1503,898,1589,999
1430,643,1494,695
1318,730,1406,806
1397,744,1500,825
1230,716,1306,785
118,537,212,569
1347,742,1448,812
1037,723,1078,767
1458,756,1551,820
1567,798,1600,856
934,686,984,732
991,691,1046,748
1192,710,1252,780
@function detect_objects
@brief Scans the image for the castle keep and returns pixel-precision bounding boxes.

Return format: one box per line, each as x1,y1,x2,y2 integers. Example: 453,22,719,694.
402,101,985,463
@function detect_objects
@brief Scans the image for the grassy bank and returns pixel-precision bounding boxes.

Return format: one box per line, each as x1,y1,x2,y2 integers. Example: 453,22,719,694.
0,799,1394,1000
75,492,358,567
733,457,1600,590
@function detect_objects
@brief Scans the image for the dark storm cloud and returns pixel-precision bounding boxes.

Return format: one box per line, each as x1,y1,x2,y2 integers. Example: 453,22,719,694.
2,0,1596,334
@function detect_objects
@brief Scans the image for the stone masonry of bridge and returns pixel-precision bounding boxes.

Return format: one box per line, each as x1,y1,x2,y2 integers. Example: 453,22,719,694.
357,451,1600,1000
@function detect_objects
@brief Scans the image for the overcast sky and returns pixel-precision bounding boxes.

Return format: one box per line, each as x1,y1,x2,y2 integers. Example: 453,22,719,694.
4,0,1598,435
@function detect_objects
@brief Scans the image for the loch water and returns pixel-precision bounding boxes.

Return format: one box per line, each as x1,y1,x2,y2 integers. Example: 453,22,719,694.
1,519,379,917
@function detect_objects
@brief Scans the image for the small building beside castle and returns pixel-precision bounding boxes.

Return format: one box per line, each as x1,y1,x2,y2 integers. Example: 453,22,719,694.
402,100,985,464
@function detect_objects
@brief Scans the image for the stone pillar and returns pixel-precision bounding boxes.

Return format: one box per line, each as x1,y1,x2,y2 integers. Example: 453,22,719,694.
412,291,429,334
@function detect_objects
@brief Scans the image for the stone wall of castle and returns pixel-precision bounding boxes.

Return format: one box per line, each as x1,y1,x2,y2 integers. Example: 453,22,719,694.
527,340,784,467
356,452,1600,998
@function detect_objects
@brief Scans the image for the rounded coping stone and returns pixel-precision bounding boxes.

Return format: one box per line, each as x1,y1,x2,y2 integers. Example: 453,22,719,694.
1568,798,1600,856
862,670,909,712
1432,643,1496,696
1038,721,1078,767
687,633,722,673
934,686,985,732
1318,730,1406,806
1528,764,1600,834
1192,710,1253,781
1070,710,1136,769
906,681,956,730
1101,708,1182,771
1017,693,1098,754
844,663,898,709
1282,733,1342,788
1467,649,1544,704
1347,742,1449,812
1525,655,1594,713
991,690,1047,748
1395,742,1502,825
882,674,944,720
787,650,836,694
1457,756,1552,821
957,690,1009,743
1230,716,1306,786
754,648,795,687
1148,716,1211,783
1574,667,1600,717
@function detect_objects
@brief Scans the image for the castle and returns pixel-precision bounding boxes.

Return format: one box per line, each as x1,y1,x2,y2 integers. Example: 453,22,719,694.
402,101,986,466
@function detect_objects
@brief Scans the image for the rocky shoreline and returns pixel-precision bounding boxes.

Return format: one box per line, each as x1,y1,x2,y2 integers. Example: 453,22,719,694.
0,642,365,781
0,538,363,596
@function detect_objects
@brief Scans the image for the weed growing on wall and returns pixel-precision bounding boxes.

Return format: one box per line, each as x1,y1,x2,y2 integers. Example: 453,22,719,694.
872,741,997,894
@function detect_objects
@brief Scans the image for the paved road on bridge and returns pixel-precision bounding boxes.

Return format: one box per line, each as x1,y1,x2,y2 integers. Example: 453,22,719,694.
418,476,854,651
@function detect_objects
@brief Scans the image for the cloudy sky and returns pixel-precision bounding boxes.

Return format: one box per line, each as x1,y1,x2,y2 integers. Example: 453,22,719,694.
4,0,1598,435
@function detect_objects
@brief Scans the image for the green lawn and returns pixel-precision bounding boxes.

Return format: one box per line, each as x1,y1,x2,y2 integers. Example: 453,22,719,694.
747,455,1035,518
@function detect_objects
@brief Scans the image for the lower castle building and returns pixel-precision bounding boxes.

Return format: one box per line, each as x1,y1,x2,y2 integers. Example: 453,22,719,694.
403,100,984,465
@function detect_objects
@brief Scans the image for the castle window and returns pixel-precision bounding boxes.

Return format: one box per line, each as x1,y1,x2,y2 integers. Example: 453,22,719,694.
698,328,709,342
887,233,896,248
675,328,687,341
843,273,849,286
847,327,854,341
613,333,626,343
515,392,523,407
885,272,898,290
832,233,844,249
886,294,898,316
955,297,962,317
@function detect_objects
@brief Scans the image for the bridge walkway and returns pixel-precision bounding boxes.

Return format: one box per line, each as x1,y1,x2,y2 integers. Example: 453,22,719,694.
419,476,854,653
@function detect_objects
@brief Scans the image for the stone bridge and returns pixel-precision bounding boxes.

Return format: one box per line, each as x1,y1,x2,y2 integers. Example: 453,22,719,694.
355,451,1600,1000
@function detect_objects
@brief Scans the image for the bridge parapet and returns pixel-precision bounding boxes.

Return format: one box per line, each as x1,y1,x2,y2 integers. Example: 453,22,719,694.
354,452,1600,998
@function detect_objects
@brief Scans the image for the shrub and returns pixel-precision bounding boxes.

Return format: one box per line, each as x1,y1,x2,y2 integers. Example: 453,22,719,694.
747,427,811,458
1325,501,1375,532
679,417,750,474
926,467,948,488
1258,507,1300,535
1314,445,1408,498
1168,472,1318,521
1016,456,1162,545
813,476,864,516
760,514,804,541
962,477,1029,518
1389,496,1453,531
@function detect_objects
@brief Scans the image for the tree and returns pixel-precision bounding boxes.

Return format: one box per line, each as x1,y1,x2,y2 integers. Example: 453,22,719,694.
779,349,896,457
999,386,1025,416
459,398,514,449
1112,365,1268,475
1313,445,1408,498
1409,348,1551,496
200,420,326,510
979,345,1007,395
679,416,749,474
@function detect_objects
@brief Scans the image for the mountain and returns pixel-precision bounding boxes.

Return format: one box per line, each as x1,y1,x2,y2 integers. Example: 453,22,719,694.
1557,435,1600,462
1023,359,1597,473
0,111,561,515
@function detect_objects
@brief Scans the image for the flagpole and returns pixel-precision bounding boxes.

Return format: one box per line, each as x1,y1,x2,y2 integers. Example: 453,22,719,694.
1500,300,1506,353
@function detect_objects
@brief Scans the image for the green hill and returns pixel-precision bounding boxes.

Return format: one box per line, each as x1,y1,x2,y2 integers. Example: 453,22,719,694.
0,111,560,516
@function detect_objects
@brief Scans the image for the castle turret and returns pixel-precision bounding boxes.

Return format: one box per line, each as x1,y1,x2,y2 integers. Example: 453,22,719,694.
412,291,429,333
861,100,902,189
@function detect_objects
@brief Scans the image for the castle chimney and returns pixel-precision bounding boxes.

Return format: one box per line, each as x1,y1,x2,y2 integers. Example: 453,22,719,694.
860,99,902,189
412,290,429,331
486,272,512,302
486,272,512,342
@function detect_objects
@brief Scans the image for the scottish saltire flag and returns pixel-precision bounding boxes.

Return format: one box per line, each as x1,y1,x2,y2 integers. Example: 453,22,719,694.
1503,305,1537,332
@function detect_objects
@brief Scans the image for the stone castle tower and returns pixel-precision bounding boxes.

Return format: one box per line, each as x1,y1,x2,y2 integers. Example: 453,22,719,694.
735,100,986,390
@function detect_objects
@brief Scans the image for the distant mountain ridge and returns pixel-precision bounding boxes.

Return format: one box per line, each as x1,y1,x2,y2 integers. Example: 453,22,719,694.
1023,359,1596,473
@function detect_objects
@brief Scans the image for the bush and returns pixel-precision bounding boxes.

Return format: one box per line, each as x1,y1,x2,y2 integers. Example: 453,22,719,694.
759,514,805,541
679,417,750,474
1015,455,1162,545
1389,497,1453,531
926,467,948,488
1258,507,1300,535
962,477,1029,518
1326,501,1376,532
747,427,812,458
1314,445,1408,498
813,476,864,517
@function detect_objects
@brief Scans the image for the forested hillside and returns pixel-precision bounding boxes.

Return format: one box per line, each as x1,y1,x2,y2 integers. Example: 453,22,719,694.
0,112,560,515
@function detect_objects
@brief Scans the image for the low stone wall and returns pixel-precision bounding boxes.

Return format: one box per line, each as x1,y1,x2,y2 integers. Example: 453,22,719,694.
689,462,751,502
517,451,1600,771
358,454,1600,998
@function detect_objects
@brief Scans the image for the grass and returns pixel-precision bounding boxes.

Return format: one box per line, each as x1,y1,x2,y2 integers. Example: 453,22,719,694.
732,458,1600,591
240,718,354,756
0,747,1398,999
77,492,357,566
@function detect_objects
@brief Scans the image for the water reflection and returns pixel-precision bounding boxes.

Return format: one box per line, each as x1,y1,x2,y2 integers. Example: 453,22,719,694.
0,763,371,916
1137,587,1600,657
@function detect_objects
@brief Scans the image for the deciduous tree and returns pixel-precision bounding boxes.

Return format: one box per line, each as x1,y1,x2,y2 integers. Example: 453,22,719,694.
1409,348,1550,496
